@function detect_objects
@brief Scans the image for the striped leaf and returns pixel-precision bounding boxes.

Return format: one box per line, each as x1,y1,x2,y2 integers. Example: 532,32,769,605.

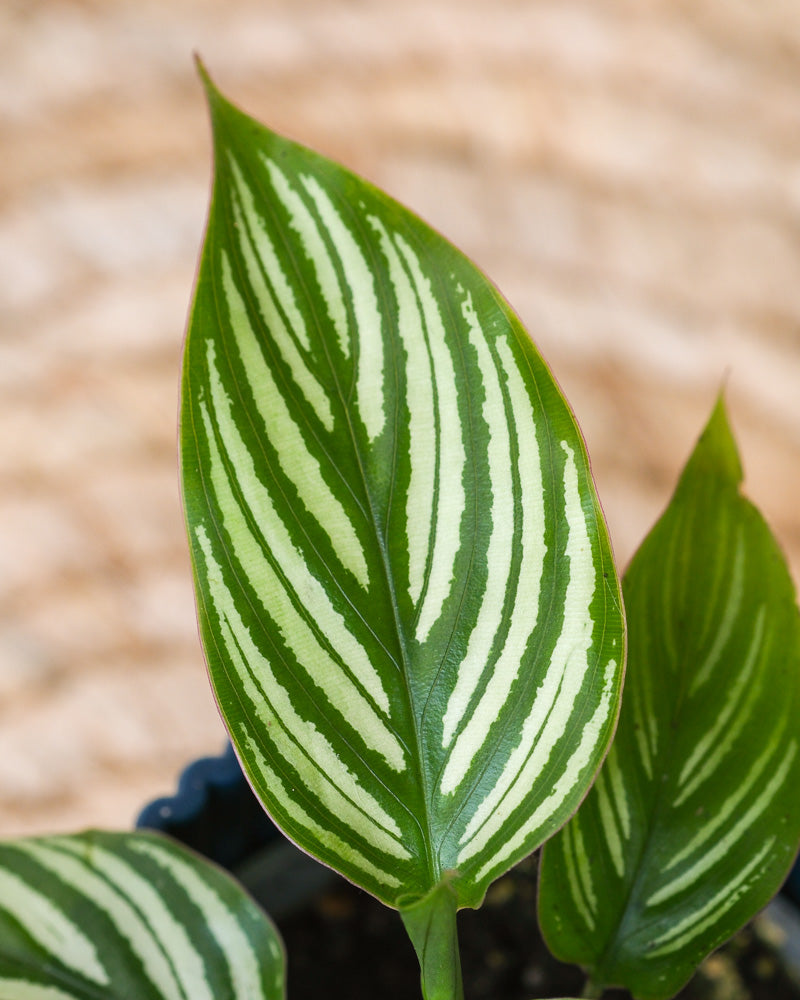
539,399,800,1000
0,830,285,999
181,72,624,911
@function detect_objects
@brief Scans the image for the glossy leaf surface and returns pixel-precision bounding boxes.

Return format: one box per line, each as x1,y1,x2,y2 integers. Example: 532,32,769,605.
539,400,800,999
0,830,285,999
181,72,624,909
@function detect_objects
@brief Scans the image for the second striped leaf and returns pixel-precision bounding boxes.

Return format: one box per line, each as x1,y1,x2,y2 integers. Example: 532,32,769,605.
538,399,800,1000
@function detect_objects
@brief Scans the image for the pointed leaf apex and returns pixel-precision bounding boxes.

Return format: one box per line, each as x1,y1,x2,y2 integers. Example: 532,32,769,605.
194,54,218,102
194,57,239,138
679,393,743,494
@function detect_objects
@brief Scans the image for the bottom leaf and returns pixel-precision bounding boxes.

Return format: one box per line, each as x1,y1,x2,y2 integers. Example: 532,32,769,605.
0,830,285,999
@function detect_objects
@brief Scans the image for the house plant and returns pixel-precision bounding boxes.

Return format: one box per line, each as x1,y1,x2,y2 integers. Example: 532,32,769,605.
0,65,798,1000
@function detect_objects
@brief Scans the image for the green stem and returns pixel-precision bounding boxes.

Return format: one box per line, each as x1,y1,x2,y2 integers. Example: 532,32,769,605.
581,976,604,998
399,877,464,1000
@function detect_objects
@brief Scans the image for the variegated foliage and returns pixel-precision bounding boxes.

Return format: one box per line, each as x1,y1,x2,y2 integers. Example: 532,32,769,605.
0,831,285,1000
181,72,624,911
539,400,800,1000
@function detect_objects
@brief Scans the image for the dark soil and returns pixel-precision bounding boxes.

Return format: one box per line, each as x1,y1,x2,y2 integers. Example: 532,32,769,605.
277,854,800,1000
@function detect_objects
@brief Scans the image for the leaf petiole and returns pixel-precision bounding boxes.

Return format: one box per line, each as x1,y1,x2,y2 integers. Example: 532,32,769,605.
399,876,464,1000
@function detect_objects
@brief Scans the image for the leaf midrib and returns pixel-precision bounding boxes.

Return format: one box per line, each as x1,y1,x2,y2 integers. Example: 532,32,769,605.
298,178,441,891
200,145,427,878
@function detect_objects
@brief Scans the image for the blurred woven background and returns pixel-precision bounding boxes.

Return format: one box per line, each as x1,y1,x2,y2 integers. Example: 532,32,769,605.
1,0,799,837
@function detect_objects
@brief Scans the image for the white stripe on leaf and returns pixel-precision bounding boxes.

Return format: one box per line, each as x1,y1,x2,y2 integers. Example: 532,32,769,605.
264,158,350,358
301,175,385,442
228,169,334,433
196,398,406,776
646,838,775,958
647,742,796,907
219,255,370,589
130,839,268,1000
229,158,311,350
562,819,597,931
440,303,516,750
666,723,791,871
0,866,108,988
243,730,405,891
595,769,625,878
201,351,399,737
675,605,766,806
458,441,599,860
0,982,82,1000
440,321,546,793
398,238,466,644
605,745,631,839
470,656,617,882
631,670,655,781
690,531,745,695
59,841,212,1000
15,841,187,1000
367,217,435,610
196,525,411,860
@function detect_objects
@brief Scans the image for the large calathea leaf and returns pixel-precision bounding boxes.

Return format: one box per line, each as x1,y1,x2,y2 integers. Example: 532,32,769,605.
0,830,284,999
181,68,624,912
539,399,800,1000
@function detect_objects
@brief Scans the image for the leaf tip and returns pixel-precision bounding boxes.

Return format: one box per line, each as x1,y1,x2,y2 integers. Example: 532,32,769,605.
194,55,232,127
193,58,248,171
681,391,743,492
194,53,216,97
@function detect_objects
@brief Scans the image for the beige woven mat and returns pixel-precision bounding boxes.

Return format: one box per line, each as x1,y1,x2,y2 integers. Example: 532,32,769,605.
1,0,799,836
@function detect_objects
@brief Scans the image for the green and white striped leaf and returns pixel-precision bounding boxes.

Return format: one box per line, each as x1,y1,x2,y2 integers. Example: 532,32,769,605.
0,830,285,999
539,399,800,1000
181,71,624,911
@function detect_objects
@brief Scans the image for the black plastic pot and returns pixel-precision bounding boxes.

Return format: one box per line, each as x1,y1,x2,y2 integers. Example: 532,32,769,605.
136,743,335,919
137,743,274,870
